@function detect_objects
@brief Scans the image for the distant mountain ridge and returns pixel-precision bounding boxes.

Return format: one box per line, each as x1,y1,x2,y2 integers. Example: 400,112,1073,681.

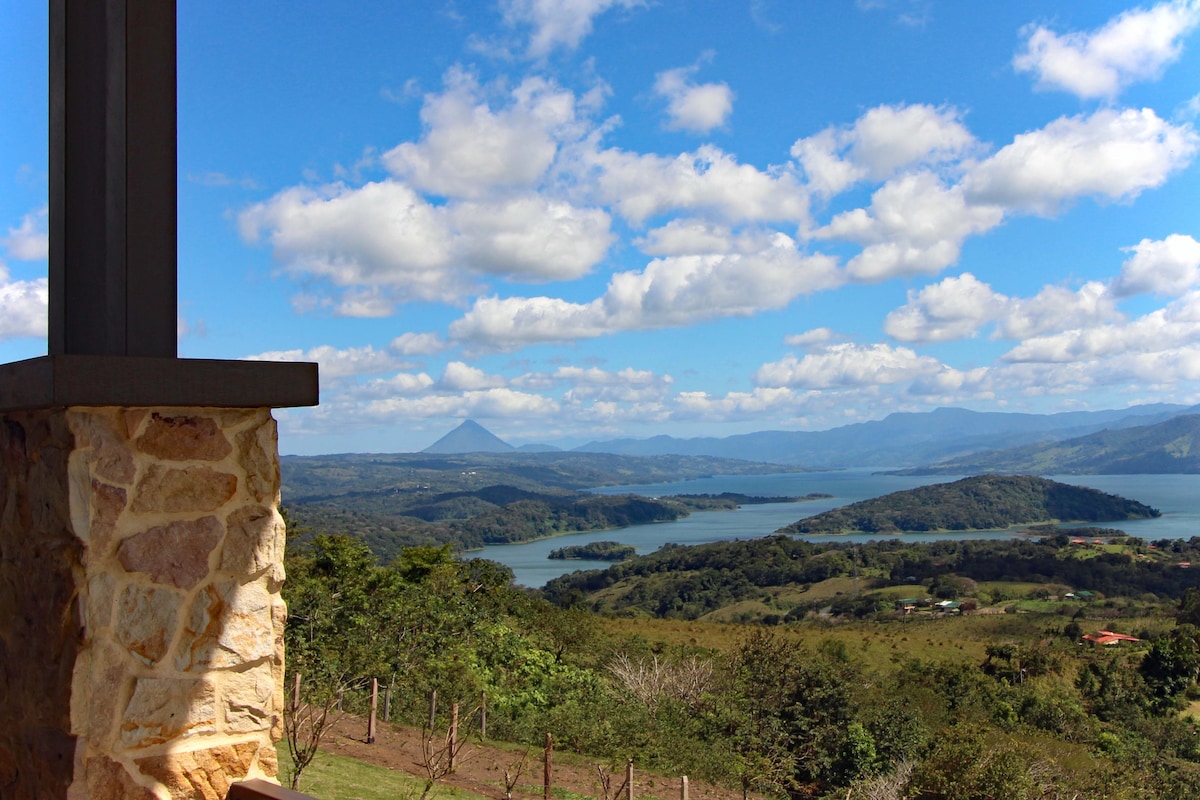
574,404,1191,467
895,413,1200,475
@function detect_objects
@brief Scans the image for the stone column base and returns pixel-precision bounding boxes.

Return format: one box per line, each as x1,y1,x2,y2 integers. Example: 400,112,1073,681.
0,407,287,800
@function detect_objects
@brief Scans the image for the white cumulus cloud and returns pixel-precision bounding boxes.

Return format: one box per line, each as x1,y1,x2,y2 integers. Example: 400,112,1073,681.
501,0,645,57
791,103,977,196
439,361,509,391
997,281,1119,341
963,108,1198,215
239,180,461,302
817,172,1003,281
239,180,613,310
1111,234,1200,297
885,274,1120,343
243,344,406,379
0,263,48,340
653,65,735,134
583,143,809,226
1014,1,1200,99
388,332,449,356
884,273,1010,343
449,234,841,349
383,71,583,198
755,342,946,389
451,195,614,281
3,208,49,261
1003,289,1200,363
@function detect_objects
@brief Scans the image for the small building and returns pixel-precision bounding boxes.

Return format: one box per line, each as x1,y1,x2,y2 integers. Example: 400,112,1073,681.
1082,630,1141,646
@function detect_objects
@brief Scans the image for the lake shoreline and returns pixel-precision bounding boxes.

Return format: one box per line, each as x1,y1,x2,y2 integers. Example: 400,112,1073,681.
467,470,1200,587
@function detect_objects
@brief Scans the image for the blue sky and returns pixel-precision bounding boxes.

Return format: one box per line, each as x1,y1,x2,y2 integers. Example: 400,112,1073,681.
3,1,1200,455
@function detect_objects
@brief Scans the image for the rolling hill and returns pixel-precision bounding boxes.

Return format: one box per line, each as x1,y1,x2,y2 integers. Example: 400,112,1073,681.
778,475,1160,535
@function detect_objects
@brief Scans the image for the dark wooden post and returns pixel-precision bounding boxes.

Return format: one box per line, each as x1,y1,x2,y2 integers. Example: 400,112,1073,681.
449,702,459,771
291,672,301,711
543,733,553,800
480,691,487,739
367,678,379,744
50,0,178,358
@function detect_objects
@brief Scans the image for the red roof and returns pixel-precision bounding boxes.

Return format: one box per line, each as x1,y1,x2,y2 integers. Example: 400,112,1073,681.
1083,630,1141,645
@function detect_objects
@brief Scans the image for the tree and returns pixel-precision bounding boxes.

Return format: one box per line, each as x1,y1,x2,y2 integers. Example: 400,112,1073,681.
1178,587,1200,627
1140,626,1200,714
283,534,391,789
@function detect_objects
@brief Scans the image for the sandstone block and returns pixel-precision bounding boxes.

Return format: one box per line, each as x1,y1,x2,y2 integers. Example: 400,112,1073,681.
86,411,137,485
176,580,275,671
115,584,183,666
254,739,279,778
131,465,237,515
87,479,128,554
122,408,150,439
136,413,233,462
85,753,158,800
221,663,276,734
83,643,130,747
235,419,279,504
221,505,283,576
135,741,257,800
120,677,217,749
118,516,224,589
86,572,116,629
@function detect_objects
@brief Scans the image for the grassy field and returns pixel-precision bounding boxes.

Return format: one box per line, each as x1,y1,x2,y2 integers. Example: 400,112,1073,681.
600,596,1178,670
275,743,490,800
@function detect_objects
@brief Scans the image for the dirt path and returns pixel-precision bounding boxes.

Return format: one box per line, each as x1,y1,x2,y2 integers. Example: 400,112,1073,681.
322,715,748,800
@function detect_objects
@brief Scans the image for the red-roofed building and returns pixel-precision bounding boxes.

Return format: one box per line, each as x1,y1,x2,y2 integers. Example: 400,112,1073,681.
1082,630,1141,646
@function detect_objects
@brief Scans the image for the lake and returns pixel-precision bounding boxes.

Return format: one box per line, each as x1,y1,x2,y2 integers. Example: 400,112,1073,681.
469,470,1200,587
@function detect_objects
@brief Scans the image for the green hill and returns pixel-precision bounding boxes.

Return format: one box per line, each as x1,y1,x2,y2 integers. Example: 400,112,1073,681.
895,413,1200,475
778,475,1159,535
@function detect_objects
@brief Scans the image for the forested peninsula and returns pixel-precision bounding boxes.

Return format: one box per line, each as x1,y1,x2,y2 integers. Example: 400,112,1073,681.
548,541,636,560
779,474,1159,535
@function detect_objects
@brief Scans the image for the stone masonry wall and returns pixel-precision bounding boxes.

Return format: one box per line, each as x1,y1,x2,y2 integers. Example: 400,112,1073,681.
0,407,287,800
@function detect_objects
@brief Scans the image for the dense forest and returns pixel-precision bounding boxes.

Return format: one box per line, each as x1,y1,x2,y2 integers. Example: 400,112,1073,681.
780,475,1160,535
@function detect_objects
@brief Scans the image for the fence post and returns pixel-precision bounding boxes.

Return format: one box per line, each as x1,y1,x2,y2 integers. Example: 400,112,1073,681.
384,674,394,722
336,688,343,712
480,691,487,739
681,776,688,800
625,760,633,800
429,689,437,729
291,672,301,711
367,678,379,744
544,733,553,800
449,702,459,772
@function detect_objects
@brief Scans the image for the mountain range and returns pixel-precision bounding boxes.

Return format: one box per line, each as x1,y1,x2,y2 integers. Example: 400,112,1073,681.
422,404,1200,473
893,413,1200,475
571,404,1190,466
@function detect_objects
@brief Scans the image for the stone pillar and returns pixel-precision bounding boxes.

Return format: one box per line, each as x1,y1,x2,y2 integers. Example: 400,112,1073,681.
1,405,288,799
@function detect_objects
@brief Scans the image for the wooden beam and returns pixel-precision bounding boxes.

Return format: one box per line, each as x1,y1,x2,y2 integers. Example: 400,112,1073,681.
49,0,177,357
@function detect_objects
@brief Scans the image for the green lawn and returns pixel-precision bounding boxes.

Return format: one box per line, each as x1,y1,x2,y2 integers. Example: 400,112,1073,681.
275,743,490,800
